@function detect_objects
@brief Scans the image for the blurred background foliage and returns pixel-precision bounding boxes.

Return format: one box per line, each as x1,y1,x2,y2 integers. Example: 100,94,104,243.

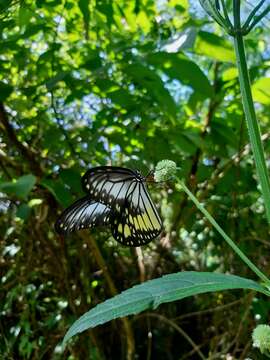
1,0,270,359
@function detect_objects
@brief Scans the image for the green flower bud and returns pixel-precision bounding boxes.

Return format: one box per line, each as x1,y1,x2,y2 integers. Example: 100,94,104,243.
154,160,177,182
252,324,270,355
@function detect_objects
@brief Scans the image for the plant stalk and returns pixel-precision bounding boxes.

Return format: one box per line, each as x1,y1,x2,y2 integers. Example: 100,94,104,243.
233,33,270,224
177,180,270,286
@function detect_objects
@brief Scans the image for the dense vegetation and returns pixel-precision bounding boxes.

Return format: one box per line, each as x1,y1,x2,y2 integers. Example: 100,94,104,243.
1,0,270,359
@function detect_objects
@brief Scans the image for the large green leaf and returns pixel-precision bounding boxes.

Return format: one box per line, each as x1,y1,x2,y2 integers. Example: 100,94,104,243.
195,31,235,62
147,52,212,97
41,178,73,208
59,168,82,195
62,271,268,347
124,63,177,118
0,174,36,199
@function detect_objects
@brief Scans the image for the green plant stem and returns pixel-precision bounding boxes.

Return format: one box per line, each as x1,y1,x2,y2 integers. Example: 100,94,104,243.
177,180,270,286
233,33,270,224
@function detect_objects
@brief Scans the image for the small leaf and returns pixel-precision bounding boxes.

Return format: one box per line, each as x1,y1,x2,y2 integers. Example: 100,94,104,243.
62,272,269,347
0,174,36,199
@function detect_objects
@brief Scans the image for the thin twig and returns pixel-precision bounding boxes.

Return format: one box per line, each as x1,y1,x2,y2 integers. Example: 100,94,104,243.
50,91,78,158
139,313,206,360
79,232,135,360
173,298,242,321
135,247,145,283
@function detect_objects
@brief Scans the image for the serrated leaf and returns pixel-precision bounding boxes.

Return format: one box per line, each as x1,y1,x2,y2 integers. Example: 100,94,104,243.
0,174,36,199
62,272,269,347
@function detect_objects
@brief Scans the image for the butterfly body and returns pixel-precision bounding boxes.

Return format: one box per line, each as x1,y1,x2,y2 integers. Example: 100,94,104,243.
55,166,162,246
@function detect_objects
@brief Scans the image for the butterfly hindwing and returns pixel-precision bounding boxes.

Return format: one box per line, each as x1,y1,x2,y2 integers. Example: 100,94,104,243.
55,196,111,234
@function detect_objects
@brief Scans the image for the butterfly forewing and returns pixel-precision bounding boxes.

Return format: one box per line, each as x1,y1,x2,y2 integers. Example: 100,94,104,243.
82,166,139,209
55,197,111,234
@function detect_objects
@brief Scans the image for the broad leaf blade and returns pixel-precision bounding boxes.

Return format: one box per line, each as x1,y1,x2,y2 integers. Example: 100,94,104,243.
147,52,213,98
63,272,268,347
41,178,73,207
0,174,36,199
124,63,177,118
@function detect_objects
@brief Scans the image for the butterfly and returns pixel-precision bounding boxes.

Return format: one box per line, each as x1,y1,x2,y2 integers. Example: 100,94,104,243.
55,166,162,246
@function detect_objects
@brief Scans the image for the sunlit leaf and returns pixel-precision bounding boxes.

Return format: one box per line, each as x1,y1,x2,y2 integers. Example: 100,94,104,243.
195,31,235,62
252,77,270,105
147,52,212,97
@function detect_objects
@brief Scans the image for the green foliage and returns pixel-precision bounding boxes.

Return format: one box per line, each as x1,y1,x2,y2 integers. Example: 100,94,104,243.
1,0,270,359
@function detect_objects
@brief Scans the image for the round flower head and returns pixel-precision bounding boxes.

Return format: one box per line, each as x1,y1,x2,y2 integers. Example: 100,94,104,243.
252,324,270,354
154,160,177,182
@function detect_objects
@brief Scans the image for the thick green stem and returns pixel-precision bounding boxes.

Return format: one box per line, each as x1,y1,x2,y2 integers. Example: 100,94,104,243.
177,180,270,286
233,33,270,224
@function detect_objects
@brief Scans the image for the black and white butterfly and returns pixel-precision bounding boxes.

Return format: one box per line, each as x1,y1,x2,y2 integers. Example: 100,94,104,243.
55,166,162,246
